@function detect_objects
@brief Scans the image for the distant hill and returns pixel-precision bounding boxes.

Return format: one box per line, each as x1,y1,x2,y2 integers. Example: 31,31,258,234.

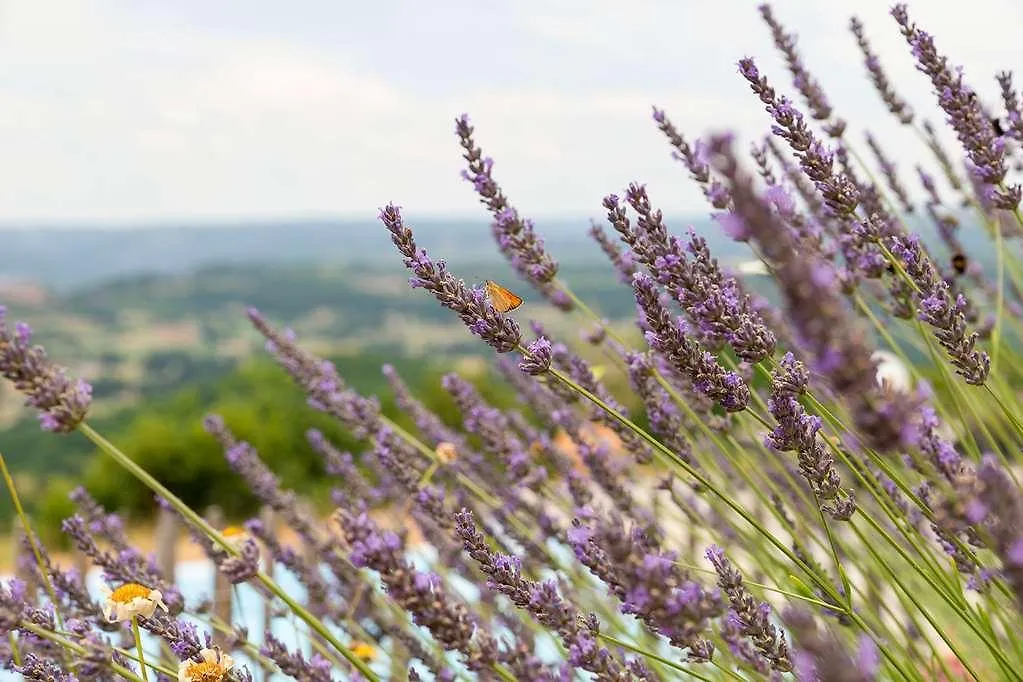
0,257,661,429
0,215,758,291
0,208,1006,431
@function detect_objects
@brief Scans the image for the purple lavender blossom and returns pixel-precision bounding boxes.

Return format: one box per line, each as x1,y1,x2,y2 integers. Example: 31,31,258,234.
973,456,1023,611
455,115,571,310
588,221,639,285
218,536,260,584
651,108,731,208
0,308,92,432
262,632,339,682
609,185,776,362
307,429,382,505
738,58,859,217
519,336,553,375
623,351,694,465
246,518,338,620
766,353,855,520
455,509,634,678
339,508,503,672
248,308,384,435
784,608,878,681
996,71,1023,142
751,141,778,186
441,373,532,478
758,4,846,137
569,512,723,661
849,17,914,124
60,512,183,615
380,203,522,353
865,133,914,214
706,545,792,671
706,133,914,451
906,406,966,484
632,272,750,412
13,653,77,682
539,330,655,464
892,5,1019,208
888,234,989,384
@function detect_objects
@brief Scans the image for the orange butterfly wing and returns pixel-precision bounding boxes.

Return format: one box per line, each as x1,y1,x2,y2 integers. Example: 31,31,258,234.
484,280,523,313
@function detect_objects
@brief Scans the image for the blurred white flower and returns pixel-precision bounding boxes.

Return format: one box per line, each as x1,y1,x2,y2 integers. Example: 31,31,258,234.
872,350,911,396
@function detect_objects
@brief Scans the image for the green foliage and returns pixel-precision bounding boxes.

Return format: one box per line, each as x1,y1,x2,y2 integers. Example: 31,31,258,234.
29,352,516,536
34,477,77,548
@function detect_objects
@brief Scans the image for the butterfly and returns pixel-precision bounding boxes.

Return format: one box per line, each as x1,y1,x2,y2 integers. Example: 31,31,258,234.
951,252,967,275
484,280,523,313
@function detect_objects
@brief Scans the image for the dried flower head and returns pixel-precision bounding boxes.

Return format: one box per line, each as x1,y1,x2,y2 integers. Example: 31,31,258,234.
435,442,458,465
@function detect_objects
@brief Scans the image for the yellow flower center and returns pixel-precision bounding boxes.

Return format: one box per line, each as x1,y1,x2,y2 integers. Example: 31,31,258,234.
184,661,225,682
222,525,246,537
110,583,151,603
351,641,377,661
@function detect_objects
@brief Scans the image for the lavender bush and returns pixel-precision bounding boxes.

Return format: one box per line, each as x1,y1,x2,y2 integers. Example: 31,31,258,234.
2,4,1023,680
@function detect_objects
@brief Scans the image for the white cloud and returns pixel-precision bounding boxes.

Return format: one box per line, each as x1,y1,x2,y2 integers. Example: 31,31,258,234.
0,0,1019,223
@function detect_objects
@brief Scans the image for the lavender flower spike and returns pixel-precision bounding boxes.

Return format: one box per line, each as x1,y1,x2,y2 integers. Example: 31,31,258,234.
890,234,989,385
706,134,915,451
0,308,92,432
455,114,571,310
519,336,553,375
785,608,878,682
380,203,521,353
865,133,914,214
706,545,792,672
891,4,1018,209
337,507,501,672
455,509,633,679
632,272,750,412
996,71,1023,142
767,353,855,520
849,16,914,124
758,4,846,138
738,58,860,217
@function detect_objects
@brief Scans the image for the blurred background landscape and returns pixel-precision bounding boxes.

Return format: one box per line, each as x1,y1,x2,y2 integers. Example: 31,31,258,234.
0,0,1017,555
0,211,997,550
0,216,719,545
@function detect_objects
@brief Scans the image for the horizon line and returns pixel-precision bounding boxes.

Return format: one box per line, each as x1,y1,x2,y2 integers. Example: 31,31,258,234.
0,210,717,231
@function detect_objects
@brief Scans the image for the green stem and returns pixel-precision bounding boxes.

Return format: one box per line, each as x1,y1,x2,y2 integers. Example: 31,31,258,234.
537,361,844,605
992,203,1006,374
984,384,1023,440
19,620,146,681
0,450,67,637
596,632,716,680
131,616,150,682
77,423,381,682
7,633,19,667
381,415,501,506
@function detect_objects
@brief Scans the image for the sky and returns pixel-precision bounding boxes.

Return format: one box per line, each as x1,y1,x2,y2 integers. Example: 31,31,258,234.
0,0,1020,225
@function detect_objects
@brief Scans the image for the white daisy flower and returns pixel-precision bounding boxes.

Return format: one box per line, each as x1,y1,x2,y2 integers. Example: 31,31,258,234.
101,582,168,623
178,647,234,682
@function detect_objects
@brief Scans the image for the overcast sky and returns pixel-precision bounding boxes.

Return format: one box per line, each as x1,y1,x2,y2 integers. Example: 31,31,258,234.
0,0,1019,225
